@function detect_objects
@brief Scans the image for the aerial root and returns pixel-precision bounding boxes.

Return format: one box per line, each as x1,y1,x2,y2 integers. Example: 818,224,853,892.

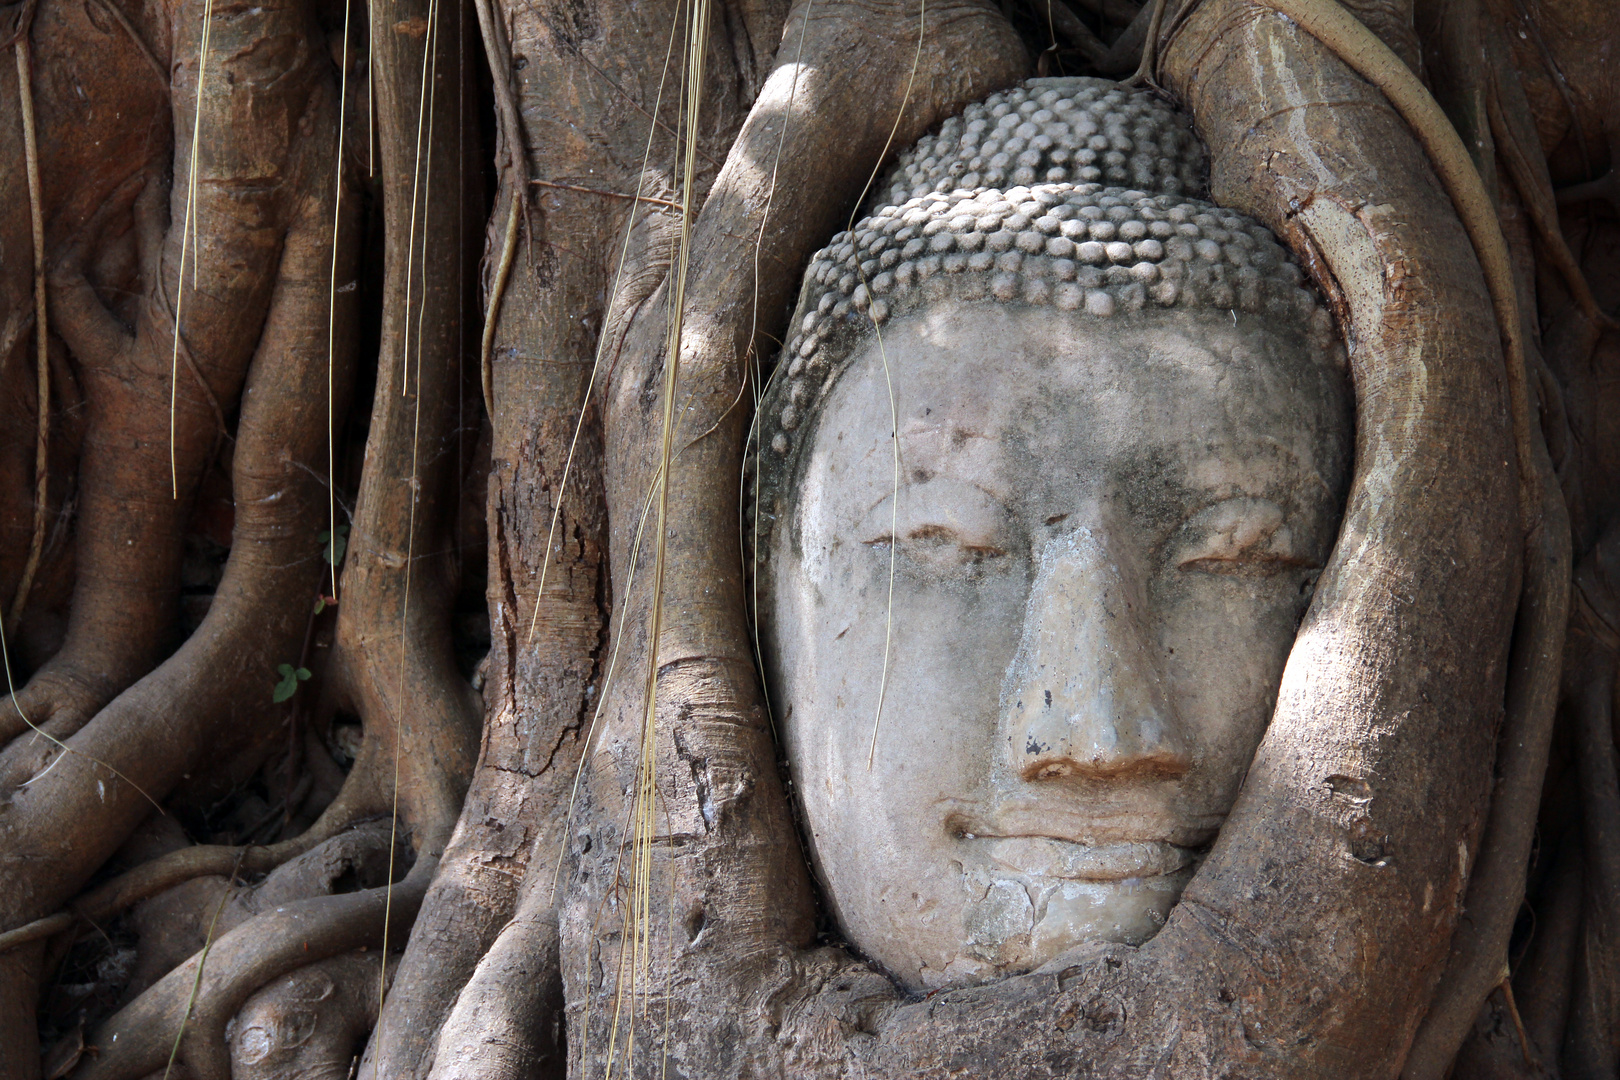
424,896,564,1080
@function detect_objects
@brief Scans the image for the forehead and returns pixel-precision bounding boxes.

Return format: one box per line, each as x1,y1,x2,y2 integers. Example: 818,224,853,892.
799,306,1345,510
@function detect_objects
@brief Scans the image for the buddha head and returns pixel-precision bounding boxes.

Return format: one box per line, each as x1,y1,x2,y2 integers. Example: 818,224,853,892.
751,78,1352,991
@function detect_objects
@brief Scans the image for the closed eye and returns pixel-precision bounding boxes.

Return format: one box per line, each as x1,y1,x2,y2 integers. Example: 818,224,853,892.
865,523,1008,563
856,477,1015,573
1172,497,1317,578
1178,551,1313,575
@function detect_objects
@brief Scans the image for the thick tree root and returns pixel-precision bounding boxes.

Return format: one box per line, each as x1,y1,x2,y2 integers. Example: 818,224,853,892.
0,2,360,1067
117,823,401,1003
539,0,1533,1074
0,769,394,958
327,0,492,1072
2,0,332,750
69,858,435,1080
426,888,563,1080
565,0,1029,1073
1559,527,1620,1077
229,951,392,1080
0,0,167,650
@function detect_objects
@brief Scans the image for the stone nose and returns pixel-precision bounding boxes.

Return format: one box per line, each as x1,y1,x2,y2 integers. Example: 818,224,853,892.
1001,525,1191,783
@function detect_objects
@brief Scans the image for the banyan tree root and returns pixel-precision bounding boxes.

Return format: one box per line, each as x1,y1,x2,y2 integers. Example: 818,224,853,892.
119,823,402,1001
0,0,168,661
366,0,769,1071
0,809,371,959
229,951,393,1080
42,0,486,1070
0,0,362,1071
68,858,435,1080
1557,526,1620,1076
424,890,564,1080
2,0,492,1068
334,0,490,1071
34,824,398,1075
2,0,329,746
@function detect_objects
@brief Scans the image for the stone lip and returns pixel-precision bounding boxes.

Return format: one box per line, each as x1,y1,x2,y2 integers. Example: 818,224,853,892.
968,835,1199,882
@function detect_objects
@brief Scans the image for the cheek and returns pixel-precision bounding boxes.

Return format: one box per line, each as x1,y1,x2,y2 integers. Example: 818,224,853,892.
781,542,1031,817
1156,576,1305,789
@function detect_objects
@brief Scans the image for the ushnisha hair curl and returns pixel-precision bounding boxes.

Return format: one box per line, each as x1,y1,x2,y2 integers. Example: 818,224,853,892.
748,77,1340,565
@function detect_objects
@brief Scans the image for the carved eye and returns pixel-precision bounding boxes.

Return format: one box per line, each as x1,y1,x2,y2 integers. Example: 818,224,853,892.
858,478,1013,575
1173,497,1313,577
866,523,1008,570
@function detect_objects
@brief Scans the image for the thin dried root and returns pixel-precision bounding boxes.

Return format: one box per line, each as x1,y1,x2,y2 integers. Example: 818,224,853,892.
1485,60,1613,333
69,856,436,1080
7,10,49,633
472,0,527,419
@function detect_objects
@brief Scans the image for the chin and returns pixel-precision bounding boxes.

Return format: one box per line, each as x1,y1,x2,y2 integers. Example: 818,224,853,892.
892,864,1196,991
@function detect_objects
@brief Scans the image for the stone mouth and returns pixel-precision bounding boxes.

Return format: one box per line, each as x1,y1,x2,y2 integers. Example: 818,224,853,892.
960,834,1199,882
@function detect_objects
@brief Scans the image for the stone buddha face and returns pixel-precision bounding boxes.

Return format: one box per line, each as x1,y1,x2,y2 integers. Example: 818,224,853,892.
762,304,1350,989
754,79,1351,991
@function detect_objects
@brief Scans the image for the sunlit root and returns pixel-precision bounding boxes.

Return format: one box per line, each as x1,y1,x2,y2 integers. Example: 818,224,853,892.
567,0,1027,1071
549,0,1534,1074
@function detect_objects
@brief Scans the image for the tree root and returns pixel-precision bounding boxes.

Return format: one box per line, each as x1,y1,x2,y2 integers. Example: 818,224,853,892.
553,0,1532,1073
566,0,1028,1072
229,951,392,1080
117,823,402,1004
1557,527,1620,1078
1401,438,1569,1077
0,0,163,653
1487,56,1612,335
6,3,50,636
1221,5,1576,1073
0,748,401,958
1252,0,1538,506
67,857,435,1080
425,893,562,1080
1,0,329,749
0,4,361,1068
